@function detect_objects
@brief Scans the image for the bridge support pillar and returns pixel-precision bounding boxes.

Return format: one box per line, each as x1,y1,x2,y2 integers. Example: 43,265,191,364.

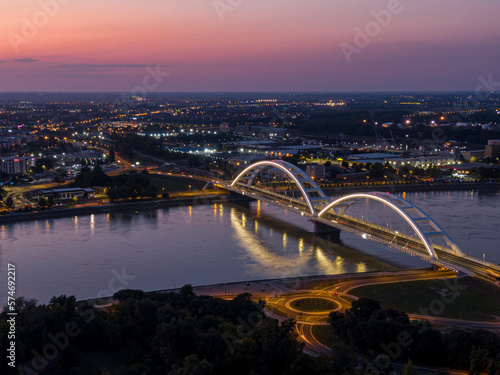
227,191,254,209
313,221,341,242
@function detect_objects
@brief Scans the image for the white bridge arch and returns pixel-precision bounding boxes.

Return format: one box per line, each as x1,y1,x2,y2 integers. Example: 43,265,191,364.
231,160,329,216
225,160,486,275
229,161,465,261
317,192,465,259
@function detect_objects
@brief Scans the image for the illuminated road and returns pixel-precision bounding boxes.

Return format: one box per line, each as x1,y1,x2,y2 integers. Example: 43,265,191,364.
192,269,498,357
261,269,500,356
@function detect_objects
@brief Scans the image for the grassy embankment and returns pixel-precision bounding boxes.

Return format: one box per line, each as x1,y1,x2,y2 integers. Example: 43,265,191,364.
352,277,500,322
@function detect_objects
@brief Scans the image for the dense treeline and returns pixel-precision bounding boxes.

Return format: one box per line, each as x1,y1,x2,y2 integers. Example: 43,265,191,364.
3,291,499,375
72,166,158,200
1,288,332,375
329,298,500,374
106,170,158,200
74,165,113,187
115,134,204,167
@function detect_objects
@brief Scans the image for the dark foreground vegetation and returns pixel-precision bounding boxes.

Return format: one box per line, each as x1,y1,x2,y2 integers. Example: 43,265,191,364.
1,287,335,375
1,290,499,375
329,298,500,374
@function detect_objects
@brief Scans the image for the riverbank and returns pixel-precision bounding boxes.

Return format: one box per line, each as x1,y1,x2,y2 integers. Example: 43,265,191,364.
0,194,231,224
86,268,434,305
1,181,498,224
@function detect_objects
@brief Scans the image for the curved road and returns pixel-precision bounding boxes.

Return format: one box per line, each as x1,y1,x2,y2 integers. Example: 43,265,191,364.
263,269,500,356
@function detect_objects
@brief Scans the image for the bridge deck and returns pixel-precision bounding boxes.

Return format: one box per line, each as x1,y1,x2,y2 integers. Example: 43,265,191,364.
222,181,499,280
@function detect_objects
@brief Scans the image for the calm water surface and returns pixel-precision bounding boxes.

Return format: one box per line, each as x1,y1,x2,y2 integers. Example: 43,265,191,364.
0,189,498,303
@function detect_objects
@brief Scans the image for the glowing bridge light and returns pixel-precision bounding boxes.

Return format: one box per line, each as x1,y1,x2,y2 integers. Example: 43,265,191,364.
231,160,329,216
227,160,466,268
317,192,464,260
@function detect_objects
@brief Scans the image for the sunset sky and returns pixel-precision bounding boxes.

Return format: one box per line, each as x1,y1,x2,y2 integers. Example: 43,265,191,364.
1,0,500,92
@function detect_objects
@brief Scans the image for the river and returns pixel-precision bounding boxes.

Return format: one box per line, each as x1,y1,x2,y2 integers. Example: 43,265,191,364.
0,189,498,304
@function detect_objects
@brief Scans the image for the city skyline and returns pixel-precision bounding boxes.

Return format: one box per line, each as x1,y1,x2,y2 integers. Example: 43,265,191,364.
2,0,500,92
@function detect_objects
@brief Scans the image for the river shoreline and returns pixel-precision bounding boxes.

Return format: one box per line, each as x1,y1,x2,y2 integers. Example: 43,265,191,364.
1,181,498,224
85,267,433,304
0,194,230,225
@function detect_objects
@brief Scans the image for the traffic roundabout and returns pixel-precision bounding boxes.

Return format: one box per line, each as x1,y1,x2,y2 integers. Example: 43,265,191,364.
285,296,342,315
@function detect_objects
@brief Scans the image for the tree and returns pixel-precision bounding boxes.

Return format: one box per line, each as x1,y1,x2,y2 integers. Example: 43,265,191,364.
402,360,420,375
329,343,357,374
141,185,158,199
468,347,490,375
74,165,112,187
349,298,381,321
180,284,195,298
169,354,213,375
54,168,67,185
38,197,48,208
5,195,14,209
33,157,54,173
0,186,5,201
369,162,385,178
188,155,202,168
113,289,146,302
487,360,498,375
288,354,321,375
108,149,116,163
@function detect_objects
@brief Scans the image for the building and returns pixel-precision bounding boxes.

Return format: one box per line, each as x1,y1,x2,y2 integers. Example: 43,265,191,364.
36,187,95,202
463,150,485,162
485,140,500,160
219,122,230,133
336,171,369,180
0,156,35,175
306,163,325,180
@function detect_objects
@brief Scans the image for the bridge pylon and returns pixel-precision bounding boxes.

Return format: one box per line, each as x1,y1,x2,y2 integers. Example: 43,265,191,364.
226,161,474,275
226,190,254,209
312,221,341,242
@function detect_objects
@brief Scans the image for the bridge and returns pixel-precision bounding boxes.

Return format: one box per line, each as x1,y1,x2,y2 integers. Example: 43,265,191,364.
215,159,500,279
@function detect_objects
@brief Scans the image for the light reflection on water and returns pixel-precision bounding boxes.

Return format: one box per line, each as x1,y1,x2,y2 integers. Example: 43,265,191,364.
2,189,496,304
396,190,500,263
0,201,395,303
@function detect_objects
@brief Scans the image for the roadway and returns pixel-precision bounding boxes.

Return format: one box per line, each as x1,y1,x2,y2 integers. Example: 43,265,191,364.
191,268,499,364
315,212,500,279
263,269,500,355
